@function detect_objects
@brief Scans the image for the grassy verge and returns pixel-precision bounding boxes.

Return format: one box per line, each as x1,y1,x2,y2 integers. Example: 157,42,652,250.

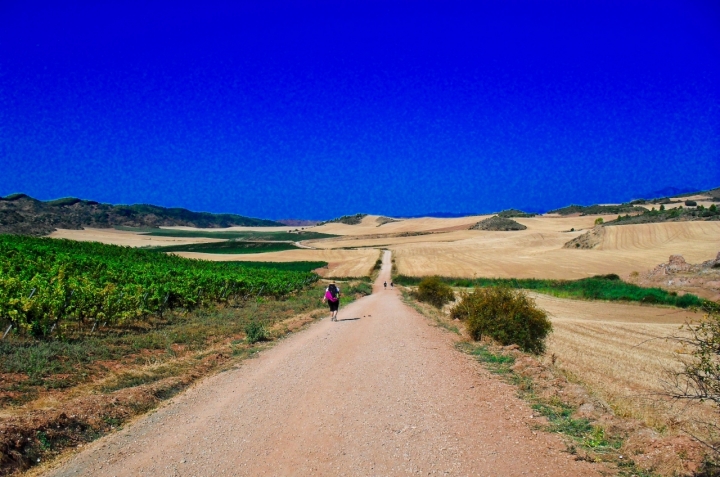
0,281,369,474
394,275,704,308
150,241,299,254
456,341,655,476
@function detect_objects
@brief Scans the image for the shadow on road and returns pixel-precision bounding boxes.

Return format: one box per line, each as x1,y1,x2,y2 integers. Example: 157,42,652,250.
337,317,361,322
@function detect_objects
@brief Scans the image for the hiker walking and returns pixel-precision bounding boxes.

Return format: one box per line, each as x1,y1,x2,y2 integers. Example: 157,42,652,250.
384,281,387,289
390,281,394,288
323,282,341,322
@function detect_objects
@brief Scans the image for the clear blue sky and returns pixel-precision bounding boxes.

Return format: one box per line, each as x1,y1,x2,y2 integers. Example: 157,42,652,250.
1,1,719,220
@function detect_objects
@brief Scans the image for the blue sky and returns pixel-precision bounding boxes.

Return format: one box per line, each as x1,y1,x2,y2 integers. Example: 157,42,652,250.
1,1,719,220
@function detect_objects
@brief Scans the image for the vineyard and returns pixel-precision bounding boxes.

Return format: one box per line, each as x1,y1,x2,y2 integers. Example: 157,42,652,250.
0,235,319,337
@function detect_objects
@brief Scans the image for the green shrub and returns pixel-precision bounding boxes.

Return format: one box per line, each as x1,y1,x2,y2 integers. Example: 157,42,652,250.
415,277,455,308
451,286,552,354
244,320,269,344
348,282,372,296
685,200,697,207
594,217,604,225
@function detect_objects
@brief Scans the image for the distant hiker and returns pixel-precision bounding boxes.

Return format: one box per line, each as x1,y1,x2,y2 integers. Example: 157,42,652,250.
384,281,387,289
390,281,394,288
323,282,341,322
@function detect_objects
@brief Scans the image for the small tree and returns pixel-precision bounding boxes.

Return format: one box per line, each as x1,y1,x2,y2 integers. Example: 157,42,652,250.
666,303,720,454
685,200,697,207
415,277,454,308
594,217,604,225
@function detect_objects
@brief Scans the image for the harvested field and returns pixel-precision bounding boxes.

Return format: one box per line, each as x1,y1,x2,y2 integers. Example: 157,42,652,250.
392,220,720,279
173,248,380,277
49,228,226,247
533,294,715,437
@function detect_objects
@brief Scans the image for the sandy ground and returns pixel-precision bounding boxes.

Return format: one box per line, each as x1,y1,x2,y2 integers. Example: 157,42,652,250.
43,253,604,477
49,228,226,247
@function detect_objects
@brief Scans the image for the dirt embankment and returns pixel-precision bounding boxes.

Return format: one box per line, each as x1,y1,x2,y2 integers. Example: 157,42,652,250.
629,252,720,301
563,226,605,249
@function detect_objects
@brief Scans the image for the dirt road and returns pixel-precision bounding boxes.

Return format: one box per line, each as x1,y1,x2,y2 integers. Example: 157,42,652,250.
45,251,603,476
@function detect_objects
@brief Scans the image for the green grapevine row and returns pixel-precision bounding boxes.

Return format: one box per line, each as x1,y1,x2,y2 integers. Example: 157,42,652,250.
0,235,319,337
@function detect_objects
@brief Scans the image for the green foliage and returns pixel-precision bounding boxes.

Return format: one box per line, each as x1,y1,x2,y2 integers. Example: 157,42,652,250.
415,277,455,308
244,320,270,344
150,241,299,254
225,261,327,273
685,200,697,207
0,235,319,336
548,204,647,216
347,282,372,296
317,213,367,225
451,286,552,354
497,209,536,218
469,345,515,374
605,200,720,225
394,274,704,308
594,217,604,225
670,303,720,414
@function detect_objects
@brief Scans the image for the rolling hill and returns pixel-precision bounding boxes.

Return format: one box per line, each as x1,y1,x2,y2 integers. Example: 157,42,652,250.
0,194,282,235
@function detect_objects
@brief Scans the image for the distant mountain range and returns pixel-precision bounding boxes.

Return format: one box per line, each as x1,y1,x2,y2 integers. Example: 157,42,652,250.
0,194,282,236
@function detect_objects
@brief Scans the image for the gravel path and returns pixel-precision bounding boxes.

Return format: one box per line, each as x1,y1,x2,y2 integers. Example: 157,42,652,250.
45,251,603,476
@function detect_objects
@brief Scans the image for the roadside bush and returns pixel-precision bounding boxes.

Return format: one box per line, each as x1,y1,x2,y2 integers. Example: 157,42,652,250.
415,277,455,308
245,320,269,344
451,286,552,354
594,217,604,225
685,200,697,207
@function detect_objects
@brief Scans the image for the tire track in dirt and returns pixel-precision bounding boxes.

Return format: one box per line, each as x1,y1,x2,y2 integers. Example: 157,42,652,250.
44,251,604,476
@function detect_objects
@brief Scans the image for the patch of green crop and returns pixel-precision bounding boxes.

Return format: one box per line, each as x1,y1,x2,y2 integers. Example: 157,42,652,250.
150,241,299,254
394,274,704,309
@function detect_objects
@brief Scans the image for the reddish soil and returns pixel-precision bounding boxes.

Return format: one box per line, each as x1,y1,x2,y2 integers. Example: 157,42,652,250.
43,252,604,476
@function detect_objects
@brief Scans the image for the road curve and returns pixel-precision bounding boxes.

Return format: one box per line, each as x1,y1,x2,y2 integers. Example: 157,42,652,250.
45,251,603,476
